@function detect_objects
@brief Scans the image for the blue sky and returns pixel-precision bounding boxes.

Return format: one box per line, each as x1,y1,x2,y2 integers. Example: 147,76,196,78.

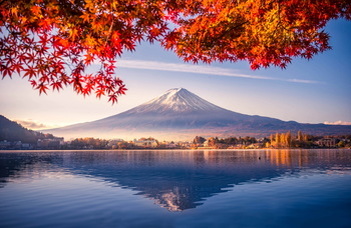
1,19,350,130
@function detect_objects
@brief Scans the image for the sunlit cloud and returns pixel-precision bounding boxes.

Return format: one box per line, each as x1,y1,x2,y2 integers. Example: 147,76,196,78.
14,119,61,130
117,60,320,84
14,119,48,130
324,121,351,125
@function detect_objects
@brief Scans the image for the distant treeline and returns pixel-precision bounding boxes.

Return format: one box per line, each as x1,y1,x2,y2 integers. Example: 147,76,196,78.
266,131,313,148
193,135,259,149
62,133,351,150
68,137,110,149
193,131,351,149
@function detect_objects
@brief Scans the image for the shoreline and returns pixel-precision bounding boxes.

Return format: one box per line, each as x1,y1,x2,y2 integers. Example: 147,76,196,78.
1,148,350,152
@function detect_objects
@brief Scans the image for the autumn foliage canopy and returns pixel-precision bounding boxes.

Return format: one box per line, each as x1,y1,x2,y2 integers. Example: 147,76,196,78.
1,0,350,103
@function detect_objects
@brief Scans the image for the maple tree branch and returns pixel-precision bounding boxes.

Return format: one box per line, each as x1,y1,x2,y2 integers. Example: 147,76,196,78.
104,19,115,47
216,20,248,41
1,0,350,100
0,0,7,5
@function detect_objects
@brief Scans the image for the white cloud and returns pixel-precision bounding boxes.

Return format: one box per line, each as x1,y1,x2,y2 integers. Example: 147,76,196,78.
285,79,321,84
117,59,320,84
324,121,351,125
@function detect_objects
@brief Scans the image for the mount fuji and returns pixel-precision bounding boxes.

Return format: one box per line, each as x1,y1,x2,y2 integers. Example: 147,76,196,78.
44,88,351,140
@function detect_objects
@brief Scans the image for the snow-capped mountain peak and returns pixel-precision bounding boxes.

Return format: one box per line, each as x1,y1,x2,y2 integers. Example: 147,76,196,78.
136,88,223,113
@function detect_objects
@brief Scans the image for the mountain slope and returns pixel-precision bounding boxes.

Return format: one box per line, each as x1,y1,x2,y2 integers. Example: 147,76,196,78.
44,88,351,140
0,115,55,143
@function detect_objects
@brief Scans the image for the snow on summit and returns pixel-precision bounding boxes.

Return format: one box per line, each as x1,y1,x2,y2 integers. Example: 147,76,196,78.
141,88,221,113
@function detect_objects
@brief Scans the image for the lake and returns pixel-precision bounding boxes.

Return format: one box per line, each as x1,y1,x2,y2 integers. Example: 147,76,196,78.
1,149,351,228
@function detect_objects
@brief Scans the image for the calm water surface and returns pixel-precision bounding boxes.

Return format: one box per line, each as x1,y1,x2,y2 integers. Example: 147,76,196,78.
0,149,351,228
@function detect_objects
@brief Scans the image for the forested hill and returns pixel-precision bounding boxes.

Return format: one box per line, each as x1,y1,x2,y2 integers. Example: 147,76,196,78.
0,115,55,143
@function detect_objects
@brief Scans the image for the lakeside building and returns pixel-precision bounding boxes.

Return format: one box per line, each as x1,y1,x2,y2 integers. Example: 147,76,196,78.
133,138,159,147
37,137,64,149
0,140,34,150
316,138,337,148
0,140,12,149
107,139,125,149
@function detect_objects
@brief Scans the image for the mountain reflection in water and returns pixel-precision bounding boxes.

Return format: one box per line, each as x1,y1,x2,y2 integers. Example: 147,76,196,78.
1,149,350,212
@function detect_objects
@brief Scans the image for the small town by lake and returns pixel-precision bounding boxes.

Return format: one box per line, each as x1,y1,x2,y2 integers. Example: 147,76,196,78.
1,149,350,228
